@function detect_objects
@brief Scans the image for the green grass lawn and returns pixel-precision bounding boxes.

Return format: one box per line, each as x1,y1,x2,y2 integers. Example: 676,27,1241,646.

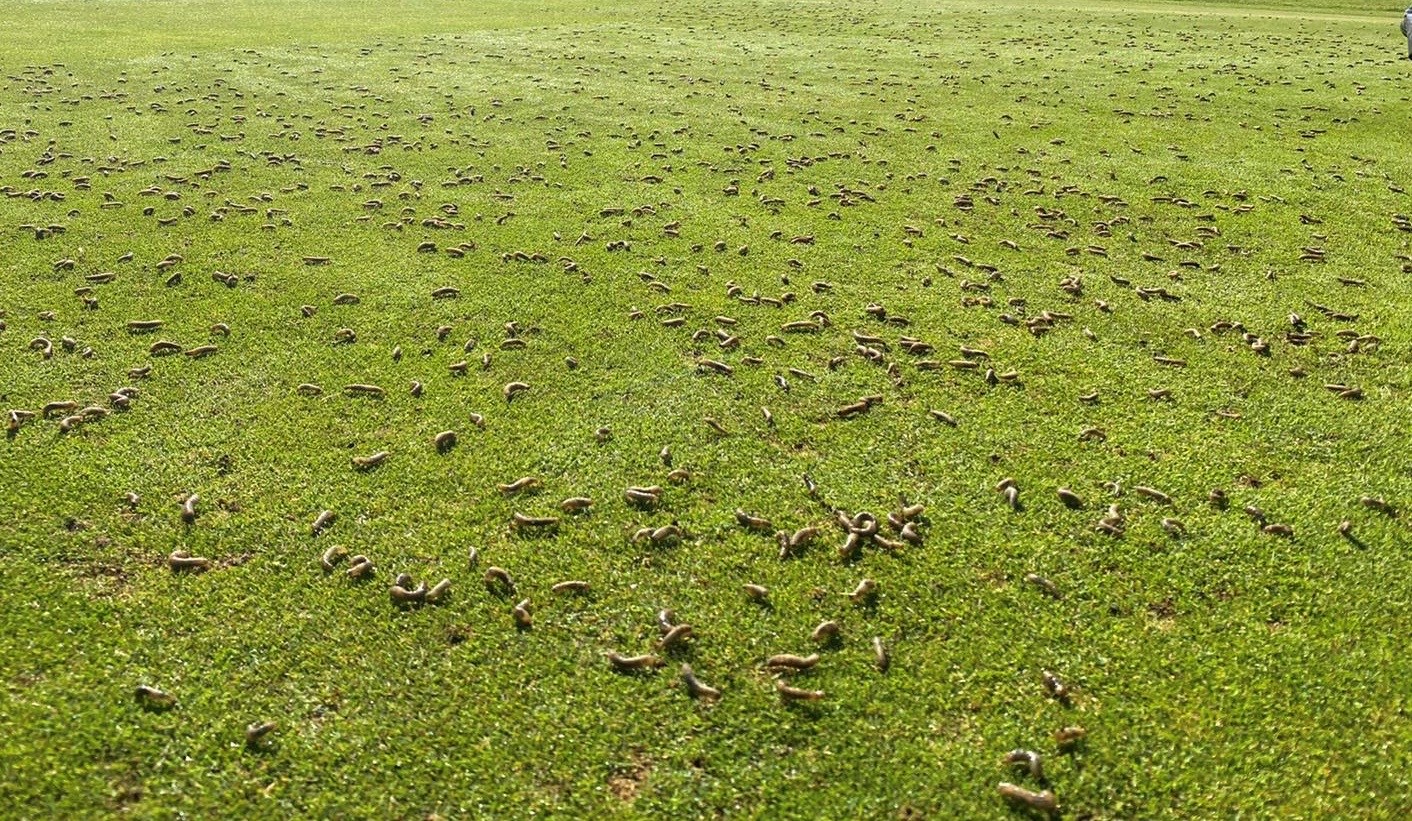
2,0,1411,816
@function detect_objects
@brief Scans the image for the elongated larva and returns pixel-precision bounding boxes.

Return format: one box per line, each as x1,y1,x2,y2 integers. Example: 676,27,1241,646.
390,581,427,604
352,451,390,470
681,664,721,700
1054,725,1086,749
743,583,770,602
762,406,774,427
503,381,530,402
311,510,335,535
1024,573,1061,598
427,579,452,603
484,566,515,593
1057,488,1083,509
431,286,461,299
667,468,691,484
332,293,359,305
929,408,957,426
735,509,773,530
560,497,594,513
625,486,663,506
1002,485,1020,510
30,337,54,359
468,412,486,429
766,653,819,670
811,620,841,643
297,383,323,396
1133,486,1172,504
344,383,385,397
512,598,532,628
1042,670,1070,702
704,417,729,435
245,721,277,748
606,651,663,671
1003,749,1044,780
872,637,890,672
775,680,825,701
320,545,347,572
1361,496,1397,517
149,340,181,356
126,319,164,331
210,323,230,337
134,685,176,710
434,430,457,452
551,580,590,594
847,578,877,603
1161,517,1185,535
698,358,733,375
43,400,79,417
657,623,694,651
511,511,559,529
169,550,211,572
1262,523,1293,537
497,474,539,491
346,555,375,579
180,493,199,524
657,609,678,634
448,360,469,375
997,782,1057,813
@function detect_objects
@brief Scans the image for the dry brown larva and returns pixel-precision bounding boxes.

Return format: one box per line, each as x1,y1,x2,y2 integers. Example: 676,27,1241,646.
180,493,199,524
1161,517,1186,535
512,598,533,628
928,408,957,426
498,476,541,495
680,664,721,700
811,620,841,643
1361,496,1396,517
1262,522,1294,537
484,566,514,593
1024,573,1061,598
1056,488,1083,509
320,545,347,572
1003,749,1044,780
434,430,457,452
997,782,1057,813
389,580,427,604
606,651,663,671
765,653,819,670
344,383,385,397
149,340,181,356
431,286,460,299
210,323,230,337
126,319,164,332
703,416,729,435
1133,485,1172,504
511,511,559,529
551,580,590,594
657,609,678,634
657,623,694,651
297,383,323,396
847,578,877,603
427,579,452,603
468,412,486,429
504,381,531,402
169,550,211,572
245,721,278,748
666,468,691,484
345,555,375,579
872,637,890,672
625,485,664,507
735,509,773,531
560,496,594,513
352,451,390,470
775,679,825,701
311,509,336,536
743,583,770,602
134,685,176,710
1043,670,1070,702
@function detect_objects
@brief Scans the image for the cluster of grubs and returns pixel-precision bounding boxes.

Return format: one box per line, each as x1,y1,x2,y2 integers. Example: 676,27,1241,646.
5,22,1407,814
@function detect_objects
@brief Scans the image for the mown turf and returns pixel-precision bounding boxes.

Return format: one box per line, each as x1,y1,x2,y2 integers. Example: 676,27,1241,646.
2,0,1411,817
